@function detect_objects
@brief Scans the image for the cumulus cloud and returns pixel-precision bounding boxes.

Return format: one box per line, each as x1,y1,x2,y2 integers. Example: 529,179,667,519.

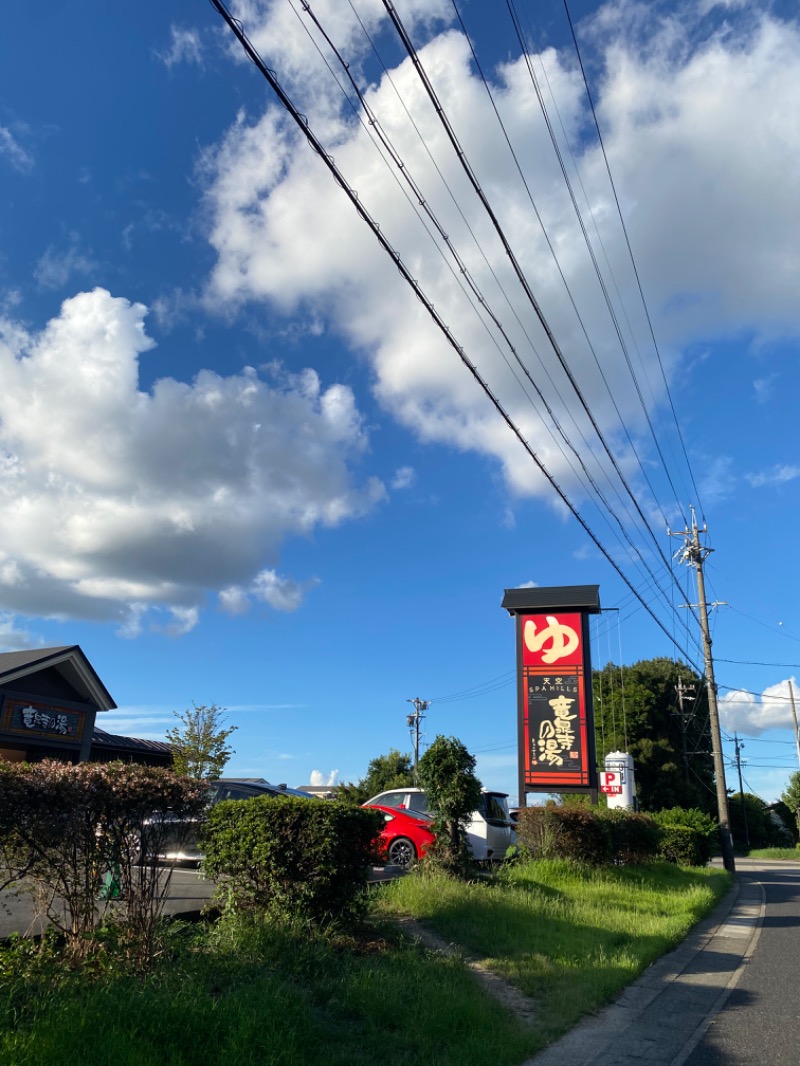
200,1,800,507
309,768,339,786
720,679,799,735
0,288,384,628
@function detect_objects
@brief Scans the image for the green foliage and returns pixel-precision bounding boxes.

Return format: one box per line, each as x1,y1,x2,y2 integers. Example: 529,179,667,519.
201,795,384,924
417,735,482,877
0,761,206,963
656,824,708,866
515,806,612,865
337,747,414,805
598,809,661,864
727,791,787,850
780,770,800,837
769,800,798,844
652,807,716,865
592,658,713,812
165,702,237,779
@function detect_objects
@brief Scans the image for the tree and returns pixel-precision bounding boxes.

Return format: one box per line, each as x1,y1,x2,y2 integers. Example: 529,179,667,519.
338,748,414,805
417,735,482,877
781,770,800,838
166,702,237,779
592,658,714,812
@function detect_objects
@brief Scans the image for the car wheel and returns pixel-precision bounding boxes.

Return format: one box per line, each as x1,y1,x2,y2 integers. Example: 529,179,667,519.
387,836,417,870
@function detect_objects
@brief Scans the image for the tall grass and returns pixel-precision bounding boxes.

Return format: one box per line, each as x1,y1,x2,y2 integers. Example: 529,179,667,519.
746,846,800,860
0,917,536,1066
0,859,729,1064
375,859,730,1043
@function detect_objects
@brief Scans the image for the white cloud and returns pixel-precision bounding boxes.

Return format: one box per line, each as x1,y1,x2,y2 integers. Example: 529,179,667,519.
34,238,97,290
0,288,384,628
720,678,799,734
200,4,800,508
309,768,340,786
0,613,42,651
391,466,416,490
156,26,204,68
220,568,322,614
746,464,800,488
0,126,33,172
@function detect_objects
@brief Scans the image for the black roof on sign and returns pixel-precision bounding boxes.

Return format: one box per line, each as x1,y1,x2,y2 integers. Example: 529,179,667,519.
501,585,601,615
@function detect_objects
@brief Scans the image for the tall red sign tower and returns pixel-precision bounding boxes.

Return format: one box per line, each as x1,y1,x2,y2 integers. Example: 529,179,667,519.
502,586,601,805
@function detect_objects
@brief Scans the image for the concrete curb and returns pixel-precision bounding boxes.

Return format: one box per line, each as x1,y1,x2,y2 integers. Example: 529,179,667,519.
524,872,764,1066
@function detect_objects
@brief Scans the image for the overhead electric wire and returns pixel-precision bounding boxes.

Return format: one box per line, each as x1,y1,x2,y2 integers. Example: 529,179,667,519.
503,0,688,533
386,0,704,660
208,0,709,668
294,0,685,614
561,0,704,522
384,0,701,647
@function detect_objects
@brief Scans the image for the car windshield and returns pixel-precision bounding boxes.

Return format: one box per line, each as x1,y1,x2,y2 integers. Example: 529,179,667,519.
482,794,510,821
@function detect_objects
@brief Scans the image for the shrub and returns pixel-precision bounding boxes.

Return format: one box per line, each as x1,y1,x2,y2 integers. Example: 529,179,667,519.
652,808,716,865
600,809,661,864
417,736,482,878
656,824,708,866
515,806,611,865
0,760,206,963
201,796,384,924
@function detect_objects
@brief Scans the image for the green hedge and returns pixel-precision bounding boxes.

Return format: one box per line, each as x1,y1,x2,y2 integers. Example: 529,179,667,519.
515,805,711,867
599,809,662,864
201,796,384,924
656,824,708,866
515,806,611,865
652,807,715,865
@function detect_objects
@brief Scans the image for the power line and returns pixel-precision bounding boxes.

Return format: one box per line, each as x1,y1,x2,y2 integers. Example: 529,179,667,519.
209,0,709,667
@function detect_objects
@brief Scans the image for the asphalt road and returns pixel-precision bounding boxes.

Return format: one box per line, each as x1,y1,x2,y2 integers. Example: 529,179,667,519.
681,859,800,1066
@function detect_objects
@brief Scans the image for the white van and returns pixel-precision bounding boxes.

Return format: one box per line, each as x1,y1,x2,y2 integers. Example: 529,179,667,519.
364,786,514,862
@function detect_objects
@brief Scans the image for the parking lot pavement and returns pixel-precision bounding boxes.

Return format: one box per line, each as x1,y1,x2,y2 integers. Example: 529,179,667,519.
1,864,403,938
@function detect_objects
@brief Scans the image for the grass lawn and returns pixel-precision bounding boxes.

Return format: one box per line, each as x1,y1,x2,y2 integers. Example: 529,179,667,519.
0,860,730,1065
745,846,800,860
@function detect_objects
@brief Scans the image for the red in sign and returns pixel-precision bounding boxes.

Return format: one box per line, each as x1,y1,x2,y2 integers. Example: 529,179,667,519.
600,771,622,795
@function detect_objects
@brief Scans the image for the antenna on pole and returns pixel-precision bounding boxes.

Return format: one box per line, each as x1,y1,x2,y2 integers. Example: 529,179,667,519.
406,697,428,783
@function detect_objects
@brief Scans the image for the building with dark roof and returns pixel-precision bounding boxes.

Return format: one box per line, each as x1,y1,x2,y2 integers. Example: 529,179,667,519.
0,645,171,768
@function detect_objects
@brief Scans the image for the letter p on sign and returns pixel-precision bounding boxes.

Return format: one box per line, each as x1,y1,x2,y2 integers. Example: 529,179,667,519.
600,771,622,795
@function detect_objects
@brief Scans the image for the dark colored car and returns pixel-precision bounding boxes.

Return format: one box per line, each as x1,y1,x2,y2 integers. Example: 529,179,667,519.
363,803,436,870
146,777,316,863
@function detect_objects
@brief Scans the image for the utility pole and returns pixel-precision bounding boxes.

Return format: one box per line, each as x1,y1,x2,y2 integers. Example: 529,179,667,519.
670,509,735,873
406,697,428,782
733,733,749,850
675,675,696,785
788,680,800,770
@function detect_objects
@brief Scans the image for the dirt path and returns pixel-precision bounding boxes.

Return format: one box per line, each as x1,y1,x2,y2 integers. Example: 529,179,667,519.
391,916,538,1027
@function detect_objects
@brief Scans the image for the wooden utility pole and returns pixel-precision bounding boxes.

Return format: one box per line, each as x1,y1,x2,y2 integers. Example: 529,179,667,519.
670,509,735,873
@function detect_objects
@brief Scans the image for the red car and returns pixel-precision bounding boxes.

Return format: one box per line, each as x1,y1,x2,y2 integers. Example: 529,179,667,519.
363,803,436,869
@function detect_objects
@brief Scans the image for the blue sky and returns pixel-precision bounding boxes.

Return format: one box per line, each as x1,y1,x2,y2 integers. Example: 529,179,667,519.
2,0,800,806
